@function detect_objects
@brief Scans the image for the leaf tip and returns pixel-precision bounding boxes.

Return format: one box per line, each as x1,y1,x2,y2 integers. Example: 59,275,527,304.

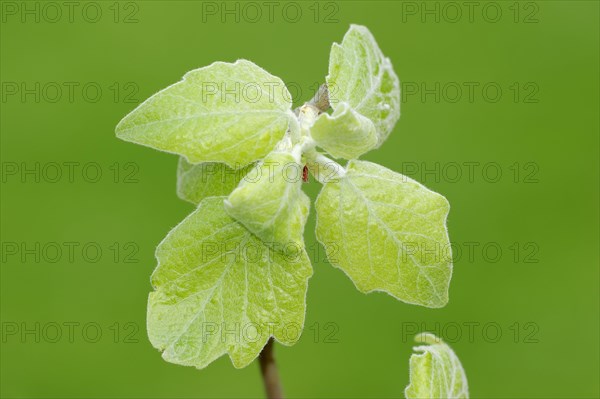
414,332,443,345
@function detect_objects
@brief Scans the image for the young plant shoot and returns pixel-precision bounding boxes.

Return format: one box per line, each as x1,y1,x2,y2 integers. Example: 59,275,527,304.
405,333,469,399
117,25,455,397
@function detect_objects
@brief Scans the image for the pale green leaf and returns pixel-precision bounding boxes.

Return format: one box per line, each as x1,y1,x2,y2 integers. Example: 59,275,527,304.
147,196,312,369
225,150,309,252
176,157,252,205
310,102,378,159
327,25,400,146
116,59,294,167
405,333,469,399
315,160,452,308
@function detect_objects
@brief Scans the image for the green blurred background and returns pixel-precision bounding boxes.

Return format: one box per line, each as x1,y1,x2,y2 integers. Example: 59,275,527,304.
1,1,598,398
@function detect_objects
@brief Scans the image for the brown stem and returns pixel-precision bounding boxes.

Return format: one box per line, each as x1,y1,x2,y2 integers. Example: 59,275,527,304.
309,83,330,112
258,338,284,399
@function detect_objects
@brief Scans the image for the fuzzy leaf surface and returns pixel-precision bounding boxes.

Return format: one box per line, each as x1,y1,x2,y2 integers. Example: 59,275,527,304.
176,157,251,205
225,150,309,252
147,197,312,369
405,333,469,399
116,59,293,166
327,25,400,146
315,160,452,307
310,102,377,159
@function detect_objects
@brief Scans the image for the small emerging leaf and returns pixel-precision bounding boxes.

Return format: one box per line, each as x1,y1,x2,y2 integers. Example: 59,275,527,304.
327,25,400,147
225,150,309,252
310,102,377,159
405,333,469,399
148,197,312,369
315,160,452,308
177,157,251,205
116,59,294,167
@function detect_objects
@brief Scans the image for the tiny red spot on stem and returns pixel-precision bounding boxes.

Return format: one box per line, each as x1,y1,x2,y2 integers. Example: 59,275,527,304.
302,165,309,183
